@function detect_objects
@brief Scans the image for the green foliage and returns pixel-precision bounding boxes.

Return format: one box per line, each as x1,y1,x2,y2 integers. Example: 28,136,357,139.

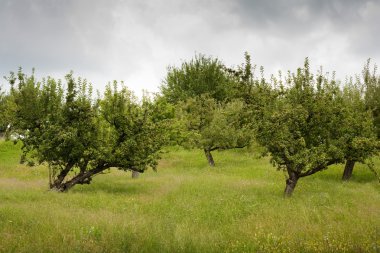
98,82,172,172
339,79,378,163
362,59,380,139
5,71,171,191
256,59,378,195
161,54,256,165
7,69,44,131
177,95,253,151
225,52,268,104
0,85,17,135
40,74,98,175
259,60,342,170
2,56,379,195
225,53,277,139
161,54,231,103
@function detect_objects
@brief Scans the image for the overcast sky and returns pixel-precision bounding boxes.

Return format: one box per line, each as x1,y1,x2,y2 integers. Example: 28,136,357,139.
1,0,379,96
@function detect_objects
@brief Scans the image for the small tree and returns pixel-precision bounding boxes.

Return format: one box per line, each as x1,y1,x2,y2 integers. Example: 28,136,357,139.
177,95,252,166
257,59,351,196
340,78,378,181
3,69,46,162
363,59,380,139
161,54,254,166
8,71,171,192
162,54,231,103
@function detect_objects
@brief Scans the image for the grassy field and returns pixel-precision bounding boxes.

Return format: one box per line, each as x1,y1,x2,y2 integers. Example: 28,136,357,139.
0,140,379,253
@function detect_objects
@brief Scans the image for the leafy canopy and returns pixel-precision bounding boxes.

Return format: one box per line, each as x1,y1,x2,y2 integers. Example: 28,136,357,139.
6,70,172,191
161,54,255,166
257,59,378,196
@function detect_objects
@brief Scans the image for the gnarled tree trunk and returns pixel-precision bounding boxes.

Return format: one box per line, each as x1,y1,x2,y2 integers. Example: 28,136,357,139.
342,160,356,181
50,162,75,190
52,165,106,192
284,169,299,197
204,149,215,167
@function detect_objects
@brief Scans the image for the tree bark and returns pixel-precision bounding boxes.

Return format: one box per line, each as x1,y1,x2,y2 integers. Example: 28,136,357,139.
50,163,74,189
342,160,356,181
284,169,299,197
19,154,26,164
204,149,215,167
54,165,106,192
131,170,140,178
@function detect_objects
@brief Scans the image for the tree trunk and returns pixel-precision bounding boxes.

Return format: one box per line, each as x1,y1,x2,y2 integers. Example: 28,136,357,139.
342,160,356,181
50,163,74,189
284,170,299,197
19,154,26,164
204,149,215,167
54,165,106,192
131,170,140,178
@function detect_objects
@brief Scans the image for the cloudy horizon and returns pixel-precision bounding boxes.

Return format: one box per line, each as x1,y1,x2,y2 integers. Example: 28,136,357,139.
1,0,379,96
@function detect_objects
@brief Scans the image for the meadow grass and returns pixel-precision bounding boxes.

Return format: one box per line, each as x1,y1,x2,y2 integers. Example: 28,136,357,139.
0,141,379,252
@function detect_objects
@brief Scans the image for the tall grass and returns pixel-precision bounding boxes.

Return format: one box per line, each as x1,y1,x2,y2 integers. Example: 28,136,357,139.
0,141,379,252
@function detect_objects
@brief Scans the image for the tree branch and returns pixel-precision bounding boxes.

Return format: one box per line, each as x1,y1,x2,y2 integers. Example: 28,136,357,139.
51,161,75,187
209,143,248,152
60,164,107,192
299,159,340,178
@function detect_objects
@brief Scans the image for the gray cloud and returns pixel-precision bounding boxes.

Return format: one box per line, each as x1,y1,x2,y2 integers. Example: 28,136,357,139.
228,0,380,80
0,0,379,95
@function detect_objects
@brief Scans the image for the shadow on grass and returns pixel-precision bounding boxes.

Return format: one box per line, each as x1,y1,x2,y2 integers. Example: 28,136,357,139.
72,179,154,196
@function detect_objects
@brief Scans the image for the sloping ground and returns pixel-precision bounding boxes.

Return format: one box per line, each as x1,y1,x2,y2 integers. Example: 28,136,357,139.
0,142,379,252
